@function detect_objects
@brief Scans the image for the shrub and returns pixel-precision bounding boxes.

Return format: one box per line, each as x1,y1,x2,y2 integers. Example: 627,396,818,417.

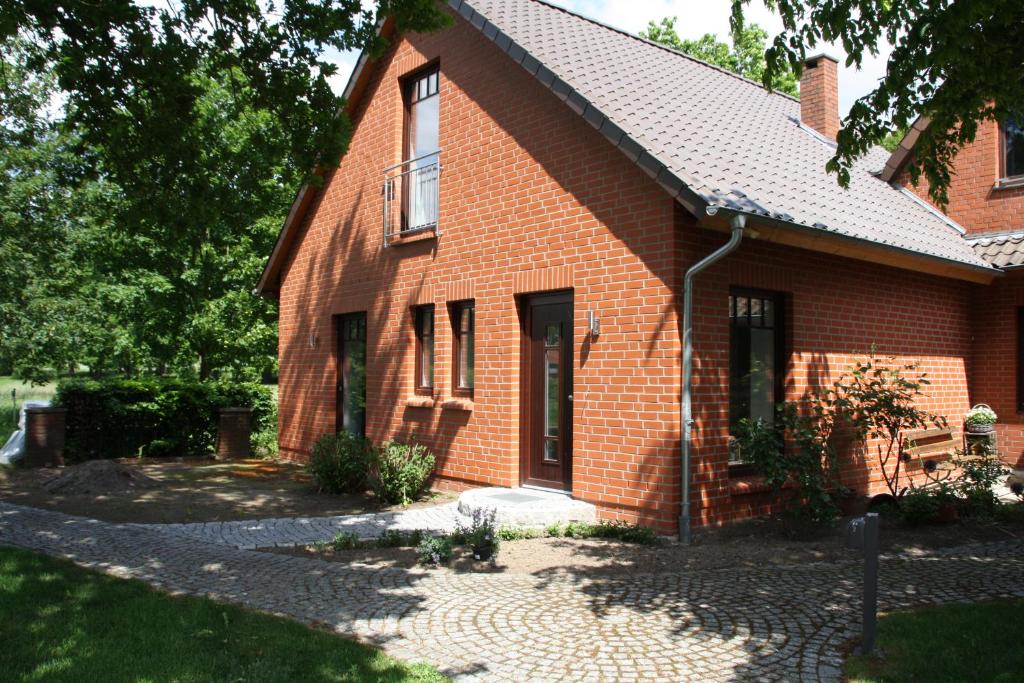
899,488,941,525
456,508,498,559
585,520,660,545
373,529,423,548
325,532,362,551
370,439,435,505
54,377,274,462
416,536,453,566
308,431,373,494
497,527,541,541
951,452,1009,517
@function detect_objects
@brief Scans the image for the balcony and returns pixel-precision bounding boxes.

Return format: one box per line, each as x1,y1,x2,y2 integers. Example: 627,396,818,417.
383,152,441,245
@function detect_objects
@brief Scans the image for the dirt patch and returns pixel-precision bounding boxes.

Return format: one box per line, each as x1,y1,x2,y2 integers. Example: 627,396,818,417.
42,460,160,495
274,513,1024,576
0,458,453,524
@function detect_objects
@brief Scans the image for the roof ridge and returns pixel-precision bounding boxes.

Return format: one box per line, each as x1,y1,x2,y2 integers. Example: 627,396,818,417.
530,0,800,104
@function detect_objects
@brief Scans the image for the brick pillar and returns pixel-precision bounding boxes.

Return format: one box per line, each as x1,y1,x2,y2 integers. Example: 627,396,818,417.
24,407,67,468
216,407,252,460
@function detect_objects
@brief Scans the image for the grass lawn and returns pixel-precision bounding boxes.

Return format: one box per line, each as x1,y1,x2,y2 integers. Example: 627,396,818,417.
844,599,1023,682
0,546,443,682
0,376,57,435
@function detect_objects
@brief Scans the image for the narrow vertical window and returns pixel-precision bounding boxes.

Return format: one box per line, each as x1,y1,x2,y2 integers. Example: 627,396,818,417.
1004,114,1024,179
451,301,475,395
415,305,434,392
403,67,440,232
729,289,785,464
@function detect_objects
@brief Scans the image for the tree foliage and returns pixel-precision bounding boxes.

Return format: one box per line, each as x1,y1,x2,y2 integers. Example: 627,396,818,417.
1,39,287,382
641,17,799,97
1,0,449,194
729,0,1024,206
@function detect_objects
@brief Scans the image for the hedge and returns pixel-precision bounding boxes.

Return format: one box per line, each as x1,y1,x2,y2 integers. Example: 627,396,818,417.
54,378,275,462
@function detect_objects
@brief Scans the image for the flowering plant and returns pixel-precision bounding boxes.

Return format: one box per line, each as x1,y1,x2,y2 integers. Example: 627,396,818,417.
964,405,997,426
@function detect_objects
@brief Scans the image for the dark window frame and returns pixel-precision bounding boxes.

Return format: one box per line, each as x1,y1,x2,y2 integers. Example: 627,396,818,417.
450,300,475,398
414,304,435,395
1002,114,1024,180
728,287,787,469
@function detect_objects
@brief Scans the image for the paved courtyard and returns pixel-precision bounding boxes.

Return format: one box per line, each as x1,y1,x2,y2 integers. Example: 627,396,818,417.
1,500,1022,681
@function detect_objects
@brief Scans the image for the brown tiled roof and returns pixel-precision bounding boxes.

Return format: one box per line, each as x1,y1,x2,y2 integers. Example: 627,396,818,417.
459,0,992,271
969,233,1024,268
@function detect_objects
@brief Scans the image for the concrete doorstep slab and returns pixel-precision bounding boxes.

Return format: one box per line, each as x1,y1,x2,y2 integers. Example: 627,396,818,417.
457,487,596,527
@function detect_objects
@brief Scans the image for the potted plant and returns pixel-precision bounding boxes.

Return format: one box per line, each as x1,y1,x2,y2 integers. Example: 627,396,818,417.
964,404,997,434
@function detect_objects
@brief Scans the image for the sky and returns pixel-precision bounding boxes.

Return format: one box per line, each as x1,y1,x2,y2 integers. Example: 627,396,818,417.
324,0,893,116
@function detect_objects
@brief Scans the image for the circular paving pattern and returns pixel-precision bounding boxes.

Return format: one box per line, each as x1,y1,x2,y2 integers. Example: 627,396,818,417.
1,501,1022,682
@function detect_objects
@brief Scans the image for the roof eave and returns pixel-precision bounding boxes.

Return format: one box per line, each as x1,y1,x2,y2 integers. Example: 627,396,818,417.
700,205,999,284
254,18,394,298
880,115,931,183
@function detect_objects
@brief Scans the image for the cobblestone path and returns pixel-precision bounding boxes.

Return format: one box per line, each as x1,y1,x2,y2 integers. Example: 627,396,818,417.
139,503,468,549
2,501,1021,681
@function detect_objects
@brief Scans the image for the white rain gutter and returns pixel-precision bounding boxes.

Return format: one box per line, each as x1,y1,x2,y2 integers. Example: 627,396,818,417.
680,210,746,544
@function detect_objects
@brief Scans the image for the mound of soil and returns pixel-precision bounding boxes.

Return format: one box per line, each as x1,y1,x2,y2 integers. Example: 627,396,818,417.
43,460,161,495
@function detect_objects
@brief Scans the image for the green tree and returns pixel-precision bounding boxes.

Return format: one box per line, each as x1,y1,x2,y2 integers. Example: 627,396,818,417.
729,0,1024,206
1,1,449,193
0,41,287,382
641,17,799,97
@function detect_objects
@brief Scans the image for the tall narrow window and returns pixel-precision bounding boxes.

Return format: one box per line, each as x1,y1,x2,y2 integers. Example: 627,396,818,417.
451,301,475,395
729,289,785,464
403,67,440,232
337,313,367,437
415,305,434,393
1004,114,1024,179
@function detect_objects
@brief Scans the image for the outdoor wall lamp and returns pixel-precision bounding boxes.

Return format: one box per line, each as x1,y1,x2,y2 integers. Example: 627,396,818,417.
587,310,600,337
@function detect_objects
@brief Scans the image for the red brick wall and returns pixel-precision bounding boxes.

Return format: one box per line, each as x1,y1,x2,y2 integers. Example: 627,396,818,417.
685,223,975,525
897,118,1024,236
277,12,980,531
969,271,1024,467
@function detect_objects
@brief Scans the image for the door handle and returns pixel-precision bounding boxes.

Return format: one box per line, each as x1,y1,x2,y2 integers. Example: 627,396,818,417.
567,394,573,402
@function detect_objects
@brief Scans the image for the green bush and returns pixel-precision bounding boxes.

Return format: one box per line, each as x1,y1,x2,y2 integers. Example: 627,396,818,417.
54,377,274,462
416,536,453,566
307,431,373,494
900,488,941,525
370,439,435,505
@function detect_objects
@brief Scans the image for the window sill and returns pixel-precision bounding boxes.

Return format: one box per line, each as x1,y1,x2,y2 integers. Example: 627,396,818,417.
994,176,1024,191
405,396,435,409
441,397,474,411
386,228,437,248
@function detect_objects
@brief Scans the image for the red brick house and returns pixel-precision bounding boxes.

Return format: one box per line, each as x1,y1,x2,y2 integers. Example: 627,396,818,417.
256,0,1020,534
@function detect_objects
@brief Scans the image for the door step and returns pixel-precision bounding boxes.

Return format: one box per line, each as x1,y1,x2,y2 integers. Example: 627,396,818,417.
457,487,596,527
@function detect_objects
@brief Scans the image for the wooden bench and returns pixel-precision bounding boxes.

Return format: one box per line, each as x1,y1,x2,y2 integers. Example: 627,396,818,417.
904,428,985,479
904,428,958,471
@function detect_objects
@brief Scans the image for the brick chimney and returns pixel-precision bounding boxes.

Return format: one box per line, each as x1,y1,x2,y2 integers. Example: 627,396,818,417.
800,53,840,140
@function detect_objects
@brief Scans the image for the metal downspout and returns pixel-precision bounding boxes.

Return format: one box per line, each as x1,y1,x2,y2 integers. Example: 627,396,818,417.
680,211,746,544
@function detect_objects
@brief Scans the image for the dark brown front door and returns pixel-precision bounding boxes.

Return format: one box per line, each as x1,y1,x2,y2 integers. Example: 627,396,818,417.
522,293,573,490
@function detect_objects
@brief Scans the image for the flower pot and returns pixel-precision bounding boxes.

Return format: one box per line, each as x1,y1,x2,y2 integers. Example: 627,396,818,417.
472,542,495,561
965,422,994,434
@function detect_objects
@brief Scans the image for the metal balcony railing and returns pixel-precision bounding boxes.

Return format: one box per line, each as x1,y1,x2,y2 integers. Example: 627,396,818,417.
383,151,441,245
